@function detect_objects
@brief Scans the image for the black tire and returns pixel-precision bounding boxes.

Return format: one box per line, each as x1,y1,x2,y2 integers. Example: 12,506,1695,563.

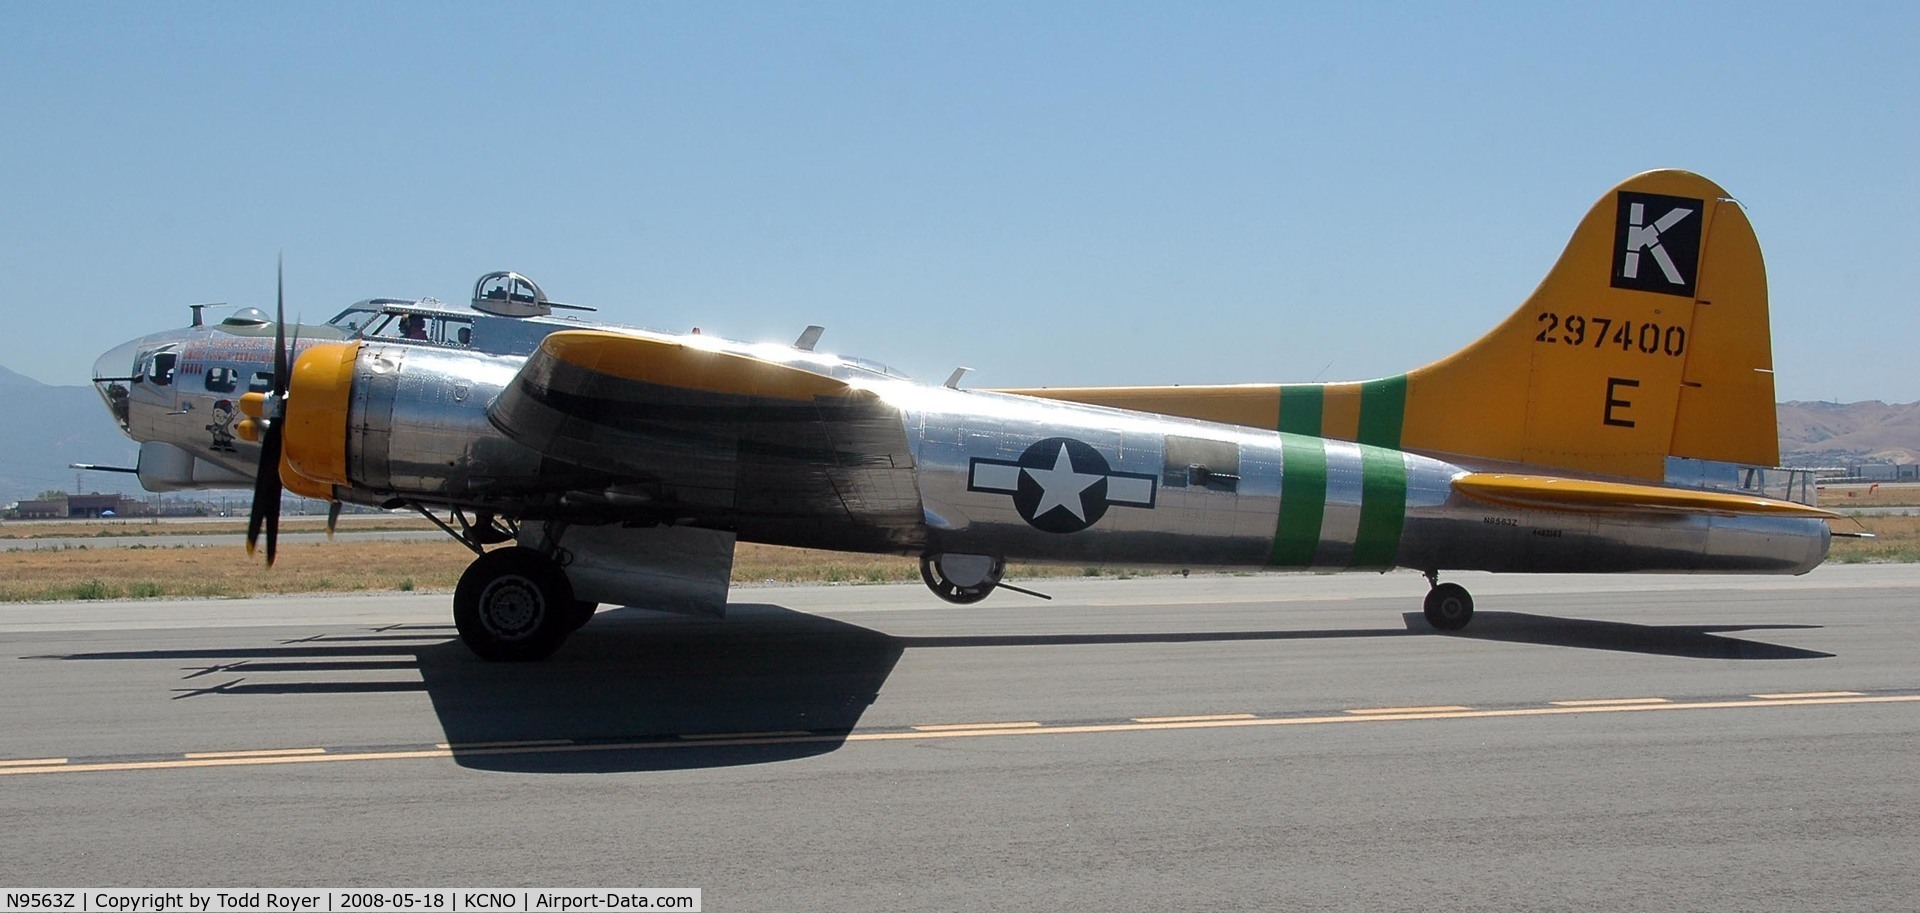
453,547,576,661
1423,582,1474,631
919,554,1001,605
567,600,599,632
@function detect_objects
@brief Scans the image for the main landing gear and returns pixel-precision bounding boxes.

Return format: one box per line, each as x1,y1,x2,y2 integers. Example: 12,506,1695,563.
452,546,582,661
1422,570,1474,631
413,506,595,661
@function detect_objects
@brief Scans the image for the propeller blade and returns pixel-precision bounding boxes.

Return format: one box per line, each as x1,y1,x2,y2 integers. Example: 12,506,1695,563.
245,417,283,563
273,255,289,398
246,255,291,565
326,501,341,540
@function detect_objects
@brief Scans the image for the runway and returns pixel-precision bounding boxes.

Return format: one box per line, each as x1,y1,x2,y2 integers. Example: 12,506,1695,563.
3,567,1917,911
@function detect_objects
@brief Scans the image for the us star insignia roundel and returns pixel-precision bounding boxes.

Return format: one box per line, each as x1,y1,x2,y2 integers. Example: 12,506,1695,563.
968,437,1158,533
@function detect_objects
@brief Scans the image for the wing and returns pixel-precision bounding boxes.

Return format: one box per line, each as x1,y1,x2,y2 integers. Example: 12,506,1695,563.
488,330,923,545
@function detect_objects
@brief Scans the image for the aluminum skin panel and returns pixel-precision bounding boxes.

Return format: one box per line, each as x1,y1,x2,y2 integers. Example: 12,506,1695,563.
888,381,1822,576
346,344,545,498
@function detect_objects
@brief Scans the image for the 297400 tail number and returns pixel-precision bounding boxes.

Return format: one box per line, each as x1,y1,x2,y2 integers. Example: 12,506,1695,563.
1535,313,1685,357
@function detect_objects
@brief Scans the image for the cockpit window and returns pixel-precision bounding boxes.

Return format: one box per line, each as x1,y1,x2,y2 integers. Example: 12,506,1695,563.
145,350,178,387
249,371,275,393
204,366,239,393
332,311,375,336
364,312,472,347
328,299,414,338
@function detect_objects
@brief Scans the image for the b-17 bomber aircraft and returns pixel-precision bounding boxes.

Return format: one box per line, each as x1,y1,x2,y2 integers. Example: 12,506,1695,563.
91,170,1838,660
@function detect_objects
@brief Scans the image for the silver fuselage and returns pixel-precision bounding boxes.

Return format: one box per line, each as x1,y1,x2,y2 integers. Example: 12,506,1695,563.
98,320,1827,577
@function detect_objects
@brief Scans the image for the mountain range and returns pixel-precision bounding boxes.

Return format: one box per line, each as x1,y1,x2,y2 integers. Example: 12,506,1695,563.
0,364,142,503
1776,401,1920,467
0,364,1913,504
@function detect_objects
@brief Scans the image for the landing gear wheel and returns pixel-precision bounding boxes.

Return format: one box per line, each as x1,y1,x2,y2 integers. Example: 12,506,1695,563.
1424,582,1474,631
567,600,599,632
920,554,1004,605
454,546,576,661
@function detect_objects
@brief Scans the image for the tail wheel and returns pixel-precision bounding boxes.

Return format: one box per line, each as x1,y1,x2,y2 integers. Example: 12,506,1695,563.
1423,582,1474,631
920,553,1004,605
454,546,576,661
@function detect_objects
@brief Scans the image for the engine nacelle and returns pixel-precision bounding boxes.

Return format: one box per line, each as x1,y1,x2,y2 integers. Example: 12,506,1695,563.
284,342,545,502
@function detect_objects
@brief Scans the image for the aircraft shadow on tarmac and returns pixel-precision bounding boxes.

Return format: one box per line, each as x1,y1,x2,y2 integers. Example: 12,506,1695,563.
39,601,1828,774
42,606,905,774
1406,611,1833,660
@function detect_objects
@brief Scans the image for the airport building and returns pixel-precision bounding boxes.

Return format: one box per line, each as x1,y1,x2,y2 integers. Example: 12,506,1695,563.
9,493,148,519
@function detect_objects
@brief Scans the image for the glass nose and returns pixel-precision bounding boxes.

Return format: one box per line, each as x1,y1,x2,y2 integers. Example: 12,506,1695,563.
93,339,145,433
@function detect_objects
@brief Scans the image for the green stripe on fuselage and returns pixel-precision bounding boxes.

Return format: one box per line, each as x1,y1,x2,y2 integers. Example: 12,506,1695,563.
1277,385,1325,437
1270,434,1326,567
1351,444,1408,568
1356,374,1407,449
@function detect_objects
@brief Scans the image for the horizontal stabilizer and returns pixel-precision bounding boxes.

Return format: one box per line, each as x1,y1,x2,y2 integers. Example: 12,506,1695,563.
1453,473,1838,519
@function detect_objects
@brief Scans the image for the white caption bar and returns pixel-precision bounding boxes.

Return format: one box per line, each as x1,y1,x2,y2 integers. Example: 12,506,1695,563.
1,892,700,913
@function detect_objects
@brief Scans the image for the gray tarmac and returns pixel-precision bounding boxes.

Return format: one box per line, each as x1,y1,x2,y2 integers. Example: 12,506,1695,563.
2,566,1917,912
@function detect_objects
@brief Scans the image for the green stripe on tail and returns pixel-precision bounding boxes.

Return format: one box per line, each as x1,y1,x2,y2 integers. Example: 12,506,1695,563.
1356,374,1407,449
1277,385,1325,437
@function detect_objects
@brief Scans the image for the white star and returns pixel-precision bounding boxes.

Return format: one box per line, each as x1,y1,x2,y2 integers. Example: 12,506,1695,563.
1024,443,1103,521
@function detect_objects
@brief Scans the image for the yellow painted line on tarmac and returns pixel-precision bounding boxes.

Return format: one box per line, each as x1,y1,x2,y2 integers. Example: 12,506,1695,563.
0,758,67,767
855,695,1920,744
1133,713,1257,723
182,747,326,759
1752,691,1863,700
913,721,1043,732
1346,705,1473,715
435,739,571,750
4,693,1917,778
0,749,454,776
678,730,811,740
1549,698,1671,707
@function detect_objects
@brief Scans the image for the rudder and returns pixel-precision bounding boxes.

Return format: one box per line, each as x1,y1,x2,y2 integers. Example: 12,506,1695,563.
1396,169,1778,480
998,170,1781,482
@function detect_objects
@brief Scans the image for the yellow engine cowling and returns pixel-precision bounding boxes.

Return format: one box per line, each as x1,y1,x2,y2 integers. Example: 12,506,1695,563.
279,341,360,500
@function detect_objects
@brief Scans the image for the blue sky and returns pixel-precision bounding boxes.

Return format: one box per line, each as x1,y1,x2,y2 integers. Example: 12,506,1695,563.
4,3,1914,402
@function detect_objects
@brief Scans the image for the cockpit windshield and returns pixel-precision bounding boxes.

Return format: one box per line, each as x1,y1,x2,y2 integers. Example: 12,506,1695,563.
327,299,411,336
327,300,472,348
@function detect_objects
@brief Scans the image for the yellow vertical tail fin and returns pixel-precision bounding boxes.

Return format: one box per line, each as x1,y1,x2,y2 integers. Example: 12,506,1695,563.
1004,170,1780,482
1396,169,1778,479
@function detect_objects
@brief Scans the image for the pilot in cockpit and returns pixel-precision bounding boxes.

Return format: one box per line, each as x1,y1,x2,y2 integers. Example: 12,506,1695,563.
400,315,429,340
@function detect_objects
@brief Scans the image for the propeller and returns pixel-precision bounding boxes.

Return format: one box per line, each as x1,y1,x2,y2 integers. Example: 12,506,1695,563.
245,257,291,565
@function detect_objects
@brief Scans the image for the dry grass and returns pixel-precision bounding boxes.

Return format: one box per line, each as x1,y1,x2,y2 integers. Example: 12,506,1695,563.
0,515,437,539
1,515,1907,602
0,535,1144,602
1828,515,1920,563
1818,482,1920,508
0,538,476,601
